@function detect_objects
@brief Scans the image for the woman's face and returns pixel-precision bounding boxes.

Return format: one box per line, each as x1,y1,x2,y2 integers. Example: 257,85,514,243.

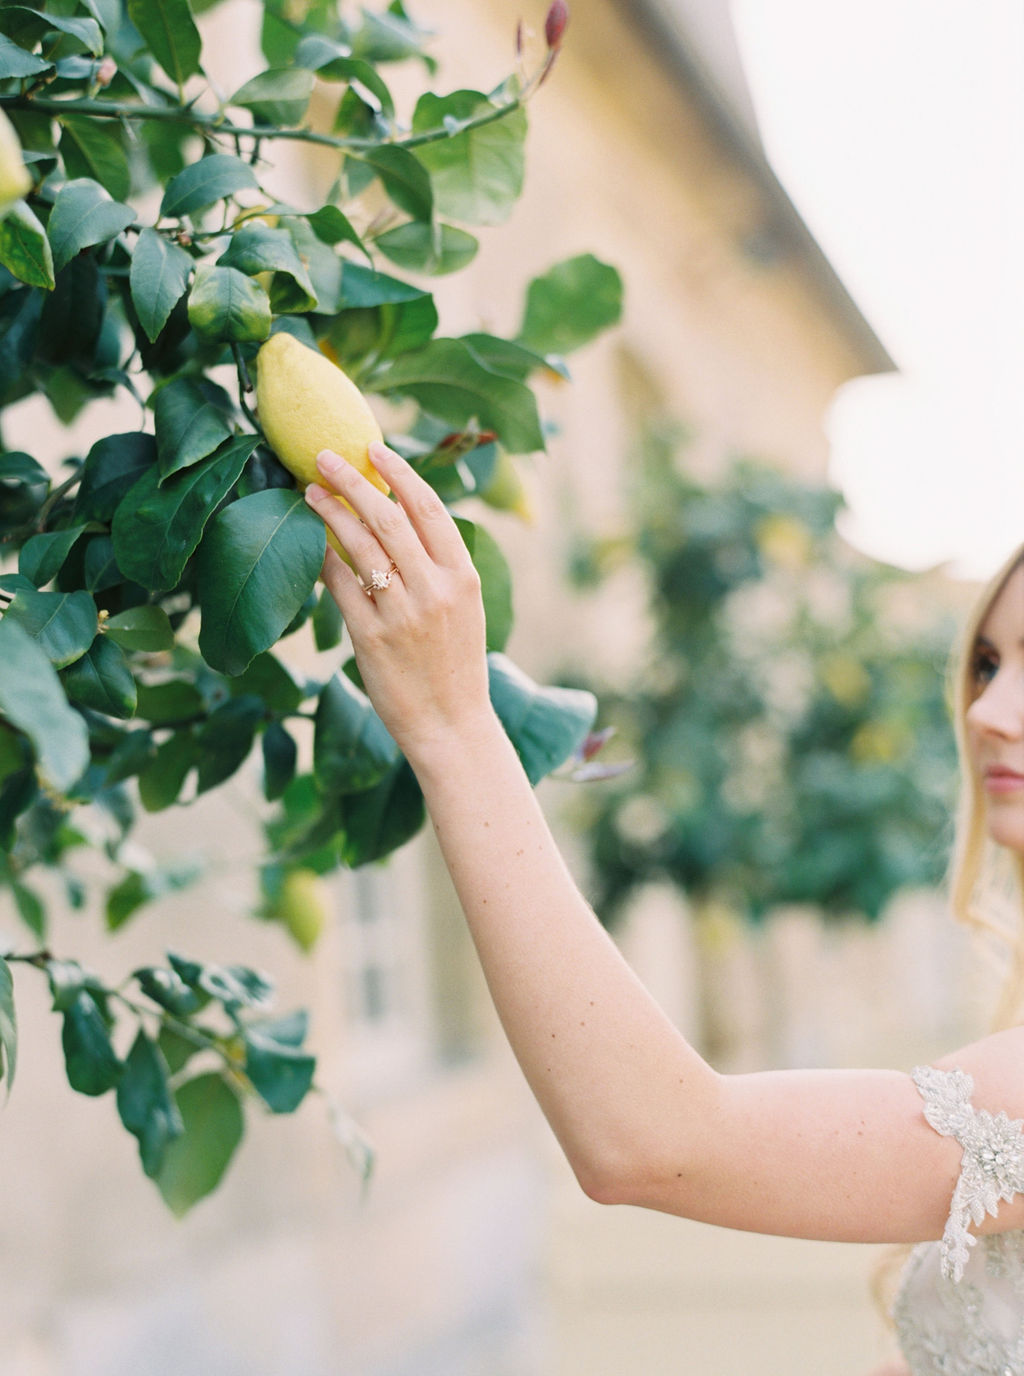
966,560,1024,854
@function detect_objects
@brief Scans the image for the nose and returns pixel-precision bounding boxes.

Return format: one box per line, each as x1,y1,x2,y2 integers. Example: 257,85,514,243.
967,665,1024,742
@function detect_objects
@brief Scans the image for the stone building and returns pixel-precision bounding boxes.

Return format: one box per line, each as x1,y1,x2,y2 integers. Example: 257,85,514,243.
1,3,972,1374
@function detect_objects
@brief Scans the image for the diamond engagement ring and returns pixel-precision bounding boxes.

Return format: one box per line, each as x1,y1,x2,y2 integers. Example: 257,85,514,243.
365,560,398,594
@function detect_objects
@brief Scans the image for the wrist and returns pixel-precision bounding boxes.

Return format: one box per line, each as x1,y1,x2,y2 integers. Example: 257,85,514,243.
400,706,514,787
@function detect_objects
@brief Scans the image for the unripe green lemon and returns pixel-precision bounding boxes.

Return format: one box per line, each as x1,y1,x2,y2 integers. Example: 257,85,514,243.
0,110,31,216
277,868,328,952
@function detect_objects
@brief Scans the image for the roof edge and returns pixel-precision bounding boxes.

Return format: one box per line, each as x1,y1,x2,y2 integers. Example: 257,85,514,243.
612,0,897,376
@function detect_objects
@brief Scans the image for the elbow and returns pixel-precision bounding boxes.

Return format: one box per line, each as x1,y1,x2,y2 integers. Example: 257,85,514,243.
569,1145,684,1210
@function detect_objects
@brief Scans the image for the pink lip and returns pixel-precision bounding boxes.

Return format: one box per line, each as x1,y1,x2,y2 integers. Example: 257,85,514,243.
984,766,1024,794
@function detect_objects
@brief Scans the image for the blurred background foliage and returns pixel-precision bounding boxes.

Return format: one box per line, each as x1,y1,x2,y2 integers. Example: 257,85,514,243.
570,423,959,928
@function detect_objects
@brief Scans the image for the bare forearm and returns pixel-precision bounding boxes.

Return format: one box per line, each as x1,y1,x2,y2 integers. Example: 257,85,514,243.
407,712,720,1198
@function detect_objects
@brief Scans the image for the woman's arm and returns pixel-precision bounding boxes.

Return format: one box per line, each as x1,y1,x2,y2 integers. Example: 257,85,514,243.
305,443,1023,1246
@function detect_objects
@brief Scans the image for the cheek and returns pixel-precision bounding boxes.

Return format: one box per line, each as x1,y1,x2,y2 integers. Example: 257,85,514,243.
963,708,985,771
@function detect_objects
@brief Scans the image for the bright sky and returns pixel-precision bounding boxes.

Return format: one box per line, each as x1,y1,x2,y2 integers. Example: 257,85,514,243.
730,0,1023,579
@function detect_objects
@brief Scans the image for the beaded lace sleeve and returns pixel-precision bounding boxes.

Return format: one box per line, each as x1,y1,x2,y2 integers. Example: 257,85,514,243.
912,1064,1024,1282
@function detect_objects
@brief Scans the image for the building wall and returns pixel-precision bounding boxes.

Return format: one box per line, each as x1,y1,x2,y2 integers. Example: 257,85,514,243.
0,4,975,1374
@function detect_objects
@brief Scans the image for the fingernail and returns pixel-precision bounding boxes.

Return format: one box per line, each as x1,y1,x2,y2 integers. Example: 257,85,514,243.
368,441,390,466
305,482,326,503
316,449,342,475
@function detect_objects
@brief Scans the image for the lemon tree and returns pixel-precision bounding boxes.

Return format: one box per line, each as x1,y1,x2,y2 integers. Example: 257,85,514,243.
0,0,621,1212
573,426,959,927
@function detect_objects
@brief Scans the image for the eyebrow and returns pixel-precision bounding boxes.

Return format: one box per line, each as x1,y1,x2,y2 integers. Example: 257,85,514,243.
974,633,1024,652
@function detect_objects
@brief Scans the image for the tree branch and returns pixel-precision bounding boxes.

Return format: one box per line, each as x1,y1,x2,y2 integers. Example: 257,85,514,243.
2,92,526,158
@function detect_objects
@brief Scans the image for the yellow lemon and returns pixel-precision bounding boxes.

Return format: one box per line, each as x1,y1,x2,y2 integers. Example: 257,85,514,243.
0,110,31,216
256,331,388,558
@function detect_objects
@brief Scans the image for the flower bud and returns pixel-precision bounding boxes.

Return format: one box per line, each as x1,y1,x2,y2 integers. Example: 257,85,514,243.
95,56,117,87
544,0,569,49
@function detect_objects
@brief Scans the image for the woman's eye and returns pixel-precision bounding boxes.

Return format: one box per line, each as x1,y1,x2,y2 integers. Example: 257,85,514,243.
971,647,999,690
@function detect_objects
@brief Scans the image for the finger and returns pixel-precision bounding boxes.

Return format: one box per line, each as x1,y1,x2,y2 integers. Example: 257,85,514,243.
304,483,393,577
363,442,476,569
313,449,430,581
318,544,383,637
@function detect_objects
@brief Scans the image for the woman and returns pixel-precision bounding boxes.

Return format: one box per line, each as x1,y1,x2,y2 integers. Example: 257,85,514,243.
305,442,1024,1376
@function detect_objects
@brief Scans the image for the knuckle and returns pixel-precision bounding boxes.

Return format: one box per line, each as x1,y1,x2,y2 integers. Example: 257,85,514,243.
376,503,407,541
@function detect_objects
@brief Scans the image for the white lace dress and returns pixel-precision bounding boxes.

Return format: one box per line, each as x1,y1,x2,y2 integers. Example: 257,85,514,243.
893,1065,1024,1374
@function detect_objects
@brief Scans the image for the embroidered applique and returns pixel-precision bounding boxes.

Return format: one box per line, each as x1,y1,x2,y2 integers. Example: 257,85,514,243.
893,1066,1024,1375
912,1064,1024,1282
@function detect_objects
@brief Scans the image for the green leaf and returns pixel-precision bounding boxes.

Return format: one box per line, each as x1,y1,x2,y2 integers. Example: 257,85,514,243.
487,653,597,786
0,955,16,1095
117,1030,183,1177
0,620,88,791
155,1073,244,1217
262,720,296,801
61,990,121,1096
19,524,91,587
311,585,343,650
3,587,98,668
227,651,303,714
127,0,202,87
518,254,624,356
197,489,325,677
103,606,175,652
292,35,394,115
82,535,122,592
378,337,543,454
153,377,233,479
37,254,105,368
46,958,94,1013
157,1025,200,1075
59,115,131,201
219,221,317,312
1,9,104,55
101,727,156,784
135,965,204,1017
134,677,203,724
455,518,512,652
313,672,398,796
374,220,477,276
0,452,49,533
243,1027,315,1113
75,432,157,524
61,635,137,718
350,6,432,64
137,732,199,811
229,67,315,126
0,200,54,289
412,90,526,226
112,435,257,592
129,228,193,343
195,696,262,793
355,144,432,220
47,178,134,274
460,333,567,383
0,34,51,79
305,204,367,257
188,264,271,344
12,880,44,938
161,154,260,219
339,758,424,867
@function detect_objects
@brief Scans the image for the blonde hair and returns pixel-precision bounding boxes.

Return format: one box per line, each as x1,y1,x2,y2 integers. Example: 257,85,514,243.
874,544,1024,1326
947,542,1024,1027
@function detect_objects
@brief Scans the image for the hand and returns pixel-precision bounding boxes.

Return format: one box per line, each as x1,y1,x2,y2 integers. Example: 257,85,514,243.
304,442,495,763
